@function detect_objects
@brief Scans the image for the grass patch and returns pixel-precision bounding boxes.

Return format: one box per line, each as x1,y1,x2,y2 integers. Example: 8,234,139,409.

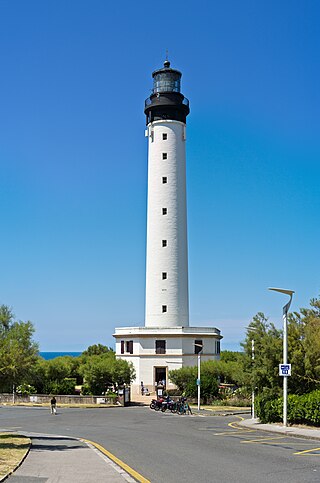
190,404,251,411
0,433,30,479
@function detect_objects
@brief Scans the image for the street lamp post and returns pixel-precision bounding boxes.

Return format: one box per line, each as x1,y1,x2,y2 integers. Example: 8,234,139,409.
269,287,295,427
245,326,258,419
251,338,255,419
194,343,203,411
197,350,201,411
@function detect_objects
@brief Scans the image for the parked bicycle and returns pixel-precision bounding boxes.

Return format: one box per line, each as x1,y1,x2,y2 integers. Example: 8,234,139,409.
176,397,192,415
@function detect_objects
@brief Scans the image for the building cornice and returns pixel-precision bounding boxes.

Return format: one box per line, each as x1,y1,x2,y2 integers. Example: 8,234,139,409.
113,326,222,339
117,353,218,357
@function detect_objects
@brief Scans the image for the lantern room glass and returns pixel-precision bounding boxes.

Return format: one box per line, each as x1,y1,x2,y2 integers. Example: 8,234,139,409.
153,71,181,94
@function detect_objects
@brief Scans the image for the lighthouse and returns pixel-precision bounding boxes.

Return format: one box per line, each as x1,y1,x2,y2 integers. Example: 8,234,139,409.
144,60,190,328
114,60,222,397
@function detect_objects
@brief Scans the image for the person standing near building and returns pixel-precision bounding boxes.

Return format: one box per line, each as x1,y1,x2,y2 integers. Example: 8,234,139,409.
50,396,57,415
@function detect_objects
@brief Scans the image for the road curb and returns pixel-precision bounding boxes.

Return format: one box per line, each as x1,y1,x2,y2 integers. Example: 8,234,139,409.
81,438,150,483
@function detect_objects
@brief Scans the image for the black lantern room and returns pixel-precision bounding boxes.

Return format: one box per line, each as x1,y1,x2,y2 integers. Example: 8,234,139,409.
144,60,190,125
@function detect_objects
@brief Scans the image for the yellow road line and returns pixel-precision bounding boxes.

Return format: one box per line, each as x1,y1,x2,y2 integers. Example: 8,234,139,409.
82,438,150,483
224,416,320,457
241,436,286,444
294,447,320,456
205,416,255,435
214,430,256,436
228,416,256,431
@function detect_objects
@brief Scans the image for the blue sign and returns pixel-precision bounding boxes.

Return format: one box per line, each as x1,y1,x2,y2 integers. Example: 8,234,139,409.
279,364,291,376
196,378,201,386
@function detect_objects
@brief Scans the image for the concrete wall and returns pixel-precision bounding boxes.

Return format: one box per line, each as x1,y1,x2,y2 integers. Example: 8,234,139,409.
0,394,118,405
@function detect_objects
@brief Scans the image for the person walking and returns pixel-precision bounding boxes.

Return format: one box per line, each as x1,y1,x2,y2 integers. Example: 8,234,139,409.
50,396,57,415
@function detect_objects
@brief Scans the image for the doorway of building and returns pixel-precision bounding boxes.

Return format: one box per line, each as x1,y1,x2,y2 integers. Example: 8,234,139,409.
155,367,167,387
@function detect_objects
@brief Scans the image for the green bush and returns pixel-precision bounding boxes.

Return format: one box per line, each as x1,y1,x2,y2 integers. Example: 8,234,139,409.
256,390,320,426
44,378,77,395
255,394,282,423
80,384,91,395
304,391,320,425
16,384,36,395
169,363,219,403
287,394,305,423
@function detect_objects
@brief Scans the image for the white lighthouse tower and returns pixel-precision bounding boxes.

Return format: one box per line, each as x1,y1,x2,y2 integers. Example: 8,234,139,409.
114,60,222,397
145,60,189,329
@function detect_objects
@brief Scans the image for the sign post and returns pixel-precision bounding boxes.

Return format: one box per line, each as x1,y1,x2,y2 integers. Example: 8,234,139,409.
269,288,294,427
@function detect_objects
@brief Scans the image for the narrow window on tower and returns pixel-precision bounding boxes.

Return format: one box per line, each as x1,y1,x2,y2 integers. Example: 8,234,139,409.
162,272,167,280
182,126,186,141
162,153,167,160
162,208,167,215
120,341,124,354
162,177,167,184
162,133,167,140
155,340,166,354
217,340,220,354
162,305,167,313
162,240,167,247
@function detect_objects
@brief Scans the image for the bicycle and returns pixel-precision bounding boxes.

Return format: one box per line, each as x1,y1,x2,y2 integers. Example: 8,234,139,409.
176,397,192,415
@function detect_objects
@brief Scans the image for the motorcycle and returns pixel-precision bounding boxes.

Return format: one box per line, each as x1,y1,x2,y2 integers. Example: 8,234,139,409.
150,397,164,410
161,398,177,413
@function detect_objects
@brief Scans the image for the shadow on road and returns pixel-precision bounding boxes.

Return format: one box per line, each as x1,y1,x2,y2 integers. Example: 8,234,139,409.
30,436,86,452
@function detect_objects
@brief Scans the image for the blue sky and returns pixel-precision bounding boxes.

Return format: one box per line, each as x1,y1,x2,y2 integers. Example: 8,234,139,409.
1,1,319,351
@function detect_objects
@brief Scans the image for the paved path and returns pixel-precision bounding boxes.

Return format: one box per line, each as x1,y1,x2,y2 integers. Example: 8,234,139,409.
6,433,136,483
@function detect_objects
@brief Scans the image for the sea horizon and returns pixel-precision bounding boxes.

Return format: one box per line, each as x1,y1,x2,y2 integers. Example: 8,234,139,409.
40,351,82,360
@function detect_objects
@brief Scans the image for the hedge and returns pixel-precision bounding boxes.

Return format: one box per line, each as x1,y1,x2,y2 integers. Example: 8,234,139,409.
256,390,320,426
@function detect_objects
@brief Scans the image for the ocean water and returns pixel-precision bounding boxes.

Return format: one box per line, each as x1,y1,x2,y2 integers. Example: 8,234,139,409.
40,352,82,360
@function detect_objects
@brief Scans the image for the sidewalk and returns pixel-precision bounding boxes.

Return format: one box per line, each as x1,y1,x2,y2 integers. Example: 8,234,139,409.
5,433,137,483
238,417,320,441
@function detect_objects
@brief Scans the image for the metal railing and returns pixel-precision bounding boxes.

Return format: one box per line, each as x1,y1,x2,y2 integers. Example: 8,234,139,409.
144,96,189,109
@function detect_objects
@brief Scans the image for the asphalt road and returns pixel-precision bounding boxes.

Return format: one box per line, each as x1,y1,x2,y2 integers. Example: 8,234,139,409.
1,405,320,482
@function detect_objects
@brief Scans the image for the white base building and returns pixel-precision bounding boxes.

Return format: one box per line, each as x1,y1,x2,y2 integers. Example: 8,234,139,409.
114,326,221,395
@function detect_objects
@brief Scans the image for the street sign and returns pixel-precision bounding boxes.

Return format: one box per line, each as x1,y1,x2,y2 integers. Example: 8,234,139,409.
196,378,201,386
279,364,291,376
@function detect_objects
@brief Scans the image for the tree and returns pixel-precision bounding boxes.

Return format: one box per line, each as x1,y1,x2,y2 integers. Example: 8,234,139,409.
79,352,135,395
0,306,39,392
169,363,219,402
0,305,14,332
243,297,320,398
31,356,81,394
287,296,320,392
112,359,135,387
44,356,79,382
241,312,282,398
82,344,113,357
